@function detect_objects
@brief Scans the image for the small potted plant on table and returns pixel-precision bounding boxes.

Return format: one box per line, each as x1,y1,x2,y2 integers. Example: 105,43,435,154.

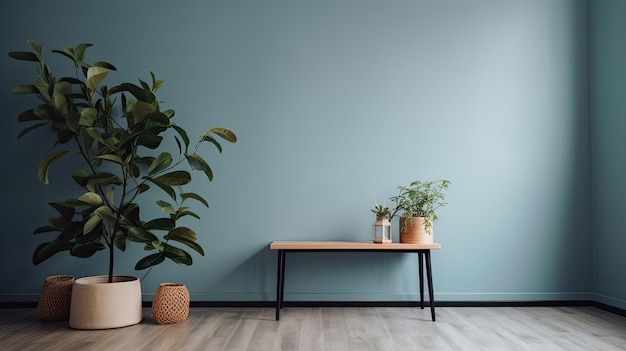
390,180,450,244
371,199,397,244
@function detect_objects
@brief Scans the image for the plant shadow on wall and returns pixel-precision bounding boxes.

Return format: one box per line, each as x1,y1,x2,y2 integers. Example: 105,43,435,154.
9,40,237,283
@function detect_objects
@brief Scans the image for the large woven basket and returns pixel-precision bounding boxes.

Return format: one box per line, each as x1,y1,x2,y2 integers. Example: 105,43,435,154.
152,282,190,324
36,275,74,321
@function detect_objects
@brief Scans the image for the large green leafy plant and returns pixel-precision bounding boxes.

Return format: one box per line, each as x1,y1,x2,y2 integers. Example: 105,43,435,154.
9,40,237,283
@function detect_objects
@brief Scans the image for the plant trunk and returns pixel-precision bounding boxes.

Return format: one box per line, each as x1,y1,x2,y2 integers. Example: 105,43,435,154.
108,244,114,283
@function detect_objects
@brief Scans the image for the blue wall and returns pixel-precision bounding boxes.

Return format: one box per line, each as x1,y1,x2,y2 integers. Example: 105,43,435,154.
590,0,626,310
0,0,608,305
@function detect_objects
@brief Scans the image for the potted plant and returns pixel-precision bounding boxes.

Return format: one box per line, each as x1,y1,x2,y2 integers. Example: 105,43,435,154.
9,40,237,328
390,180,450,244
370,197,397,243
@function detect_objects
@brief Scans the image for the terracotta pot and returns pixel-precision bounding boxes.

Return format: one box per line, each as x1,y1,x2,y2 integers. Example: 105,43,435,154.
36,275,74,321
152,282,190,324
69,275,142,329
399,217,433,244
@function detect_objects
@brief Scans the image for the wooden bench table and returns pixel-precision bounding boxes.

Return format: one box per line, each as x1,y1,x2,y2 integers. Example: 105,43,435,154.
269,241,441,321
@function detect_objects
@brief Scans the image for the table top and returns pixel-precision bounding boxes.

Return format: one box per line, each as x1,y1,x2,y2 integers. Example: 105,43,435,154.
269,241,441,250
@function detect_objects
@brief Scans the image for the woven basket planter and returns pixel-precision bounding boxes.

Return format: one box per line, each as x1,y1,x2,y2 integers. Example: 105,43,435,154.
152,283,190,324
69,275,142,329
399,217,434,244
36,275,74,321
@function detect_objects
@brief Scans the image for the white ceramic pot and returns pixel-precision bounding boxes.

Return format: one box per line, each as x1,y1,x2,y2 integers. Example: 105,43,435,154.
69,275,142,329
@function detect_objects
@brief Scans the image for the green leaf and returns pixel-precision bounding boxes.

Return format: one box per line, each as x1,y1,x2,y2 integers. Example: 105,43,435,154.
83,215,102,234
38,150,71,184
201,135,223,153
52,44,77,64
27,39,43,60
49,216,69,229
53,91,68,119
33,77,50,99
144,218,175,230
154,170,191,186
91,61,117,71
148,152,172,175
33,226,60,234
132,100,157,124
71,170,90,189
144,176,175,199
84,127,110,148
156,200,176,214
138,183,150,194
17,109,42,122
172,125,190,152
114,230,127,251
84,172,122,187
135,253,165,270
95,206,117,226
136,132,163,149
33,241,73,265
80,128,95,151
126,226,159,243
105,186,115,205
70,242,105,258
59,222,86,241
78,192,103,207
112,82,145,101
86,66,109,90
180,192,209,208
79,107,98,127
94,154,123,165
33,104,57,121
8,51,39,62
11,85,39,94
164,235,205,256
202,127,237,143
186,153,213,181
18,123,47,139
163,245,193,266
176,210,201,220
122,203,141,226
74,43,94,63
167,227,198,242
148,240,165,251
49,201,75,220
54,80,72,95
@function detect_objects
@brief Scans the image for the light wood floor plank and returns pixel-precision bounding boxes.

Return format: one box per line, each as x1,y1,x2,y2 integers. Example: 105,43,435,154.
1,306,625,350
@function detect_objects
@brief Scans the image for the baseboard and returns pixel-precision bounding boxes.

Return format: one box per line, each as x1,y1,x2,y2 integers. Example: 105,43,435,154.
3,300,624,318
590,301,626,317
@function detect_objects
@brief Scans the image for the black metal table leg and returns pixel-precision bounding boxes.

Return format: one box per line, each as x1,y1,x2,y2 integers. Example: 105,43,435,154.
418,251,424,309
425,250,436,321
280,251,286,308
275,250,285,320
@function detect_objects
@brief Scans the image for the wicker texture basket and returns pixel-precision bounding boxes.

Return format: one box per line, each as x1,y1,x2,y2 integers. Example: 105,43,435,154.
36,275,74,321
152,283,190,324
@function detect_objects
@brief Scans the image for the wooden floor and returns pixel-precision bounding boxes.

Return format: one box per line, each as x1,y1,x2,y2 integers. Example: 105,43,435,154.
1,306,625,350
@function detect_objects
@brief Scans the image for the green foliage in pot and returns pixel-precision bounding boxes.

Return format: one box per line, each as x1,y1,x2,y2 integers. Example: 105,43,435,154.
9,40,237,283
370,195,399,220
390,179,450,234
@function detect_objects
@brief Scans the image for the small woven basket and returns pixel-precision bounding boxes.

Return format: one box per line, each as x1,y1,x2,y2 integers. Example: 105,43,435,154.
152,282,190,324
36,275,74,321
